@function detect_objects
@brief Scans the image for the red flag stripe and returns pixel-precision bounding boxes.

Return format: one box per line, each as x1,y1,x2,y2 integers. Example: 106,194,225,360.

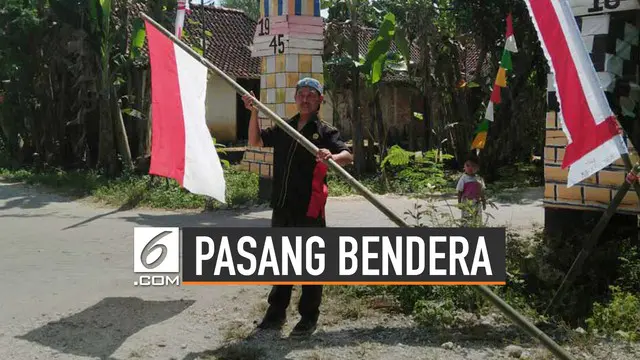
506,13,514,38
145,19,187,185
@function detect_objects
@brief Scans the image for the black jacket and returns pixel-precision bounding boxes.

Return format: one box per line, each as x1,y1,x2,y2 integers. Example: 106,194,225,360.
260,112,350,213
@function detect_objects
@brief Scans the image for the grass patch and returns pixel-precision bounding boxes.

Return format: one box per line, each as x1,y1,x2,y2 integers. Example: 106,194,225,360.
485,161,544,194
0,165,262,210
222,320,254,343
326,173,388,197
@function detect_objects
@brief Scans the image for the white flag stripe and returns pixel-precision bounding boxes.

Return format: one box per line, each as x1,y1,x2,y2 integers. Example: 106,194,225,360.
484,101,494,121
505,35,518,53
567,134,627,187
175,43,227,203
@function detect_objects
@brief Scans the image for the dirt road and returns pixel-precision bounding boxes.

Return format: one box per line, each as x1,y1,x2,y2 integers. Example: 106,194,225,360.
2,182,632,360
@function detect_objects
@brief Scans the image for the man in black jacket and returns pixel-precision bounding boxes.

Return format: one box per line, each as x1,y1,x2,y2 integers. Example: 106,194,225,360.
242,77,353,337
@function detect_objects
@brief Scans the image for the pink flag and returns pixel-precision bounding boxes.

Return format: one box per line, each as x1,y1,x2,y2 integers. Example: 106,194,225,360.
523,0,627,187
145,19,226,203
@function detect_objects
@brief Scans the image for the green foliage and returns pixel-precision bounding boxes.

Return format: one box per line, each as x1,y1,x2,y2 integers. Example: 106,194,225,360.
220,0,260,20
380,145,412,168
129,18,146,60
586,286,640,342
380,145,454,194
412,299,457,328
616,245,640,294
322,0,385,28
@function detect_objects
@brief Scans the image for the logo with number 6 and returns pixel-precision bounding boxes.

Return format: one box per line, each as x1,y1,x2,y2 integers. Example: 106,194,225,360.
134,227,180,273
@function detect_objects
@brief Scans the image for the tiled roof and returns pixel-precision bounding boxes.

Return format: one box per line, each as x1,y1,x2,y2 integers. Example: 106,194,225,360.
458,38,493,81
129,3,261,79
128,4,483,84
184,5,261,79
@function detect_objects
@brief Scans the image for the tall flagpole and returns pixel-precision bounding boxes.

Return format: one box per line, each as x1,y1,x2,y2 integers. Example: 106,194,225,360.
140,13,576,360
201,0,206,54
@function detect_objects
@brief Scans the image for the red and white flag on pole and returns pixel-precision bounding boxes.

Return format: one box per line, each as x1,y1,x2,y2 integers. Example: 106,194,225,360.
523,0,627,187
505,13,518,53
175,0,191,39
144,19,226,203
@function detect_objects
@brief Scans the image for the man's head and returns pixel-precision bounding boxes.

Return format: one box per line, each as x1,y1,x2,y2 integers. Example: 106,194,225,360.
464,156,480,175
295,77,324,116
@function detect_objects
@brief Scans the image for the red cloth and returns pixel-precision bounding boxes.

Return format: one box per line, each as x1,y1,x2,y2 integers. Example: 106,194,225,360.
307,161,329,219
626,172,638,184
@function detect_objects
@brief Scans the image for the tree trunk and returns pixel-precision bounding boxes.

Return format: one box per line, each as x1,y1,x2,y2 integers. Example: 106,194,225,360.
112,88,134,170
137,69,151,159
98,93,116,174
421,43,431,151
373,87,389,190
374,87,386,161
350,1,365,176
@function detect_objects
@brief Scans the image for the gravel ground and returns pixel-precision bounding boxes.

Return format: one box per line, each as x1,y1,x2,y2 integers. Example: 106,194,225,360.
0,182,637,360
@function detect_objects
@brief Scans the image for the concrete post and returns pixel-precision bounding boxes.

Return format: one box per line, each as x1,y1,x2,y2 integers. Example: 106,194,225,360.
242,0,325,201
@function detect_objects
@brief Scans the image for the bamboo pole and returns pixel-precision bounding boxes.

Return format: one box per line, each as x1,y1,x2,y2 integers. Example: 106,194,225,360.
140,13,576,360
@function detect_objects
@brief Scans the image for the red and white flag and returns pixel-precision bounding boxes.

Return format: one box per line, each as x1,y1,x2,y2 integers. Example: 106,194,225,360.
145,19,226,203
174,0,191,39
504,13,518,53
524,0,627,187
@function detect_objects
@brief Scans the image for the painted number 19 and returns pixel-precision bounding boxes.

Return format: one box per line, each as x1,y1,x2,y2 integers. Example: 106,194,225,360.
588,0,621,12
269,34,285,55
258,17,270,36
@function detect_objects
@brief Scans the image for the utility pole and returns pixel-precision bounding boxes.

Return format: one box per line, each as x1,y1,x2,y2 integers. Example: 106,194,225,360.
201,0,206,55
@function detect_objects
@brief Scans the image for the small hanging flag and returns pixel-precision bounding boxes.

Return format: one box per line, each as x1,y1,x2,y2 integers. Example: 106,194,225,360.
475,119,490,134
501,49,513,71
495,67,507,87
471,119,490,150
505,13,518,53
484,101,494,121
490,84,502,104
471,131,488,150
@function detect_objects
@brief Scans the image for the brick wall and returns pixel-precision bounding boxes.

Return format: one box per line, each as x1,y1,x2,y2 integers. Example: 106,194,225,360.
544,110,640,214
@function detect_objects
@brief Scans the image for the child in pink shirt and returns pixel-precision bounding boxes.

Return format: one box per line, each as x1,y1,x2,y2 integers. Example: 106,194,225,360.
456,156,486,225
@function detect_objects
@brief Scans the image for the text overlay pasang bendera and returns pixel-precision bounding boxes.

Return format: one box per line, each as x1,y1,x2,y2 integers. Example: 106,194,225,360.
181,227,506,285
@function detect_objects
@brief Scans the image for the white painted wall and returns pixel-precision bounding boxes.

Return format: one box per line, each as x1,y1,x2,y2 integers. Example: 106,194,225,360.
569,0,639,16
204,71,337,143
206,72,237,143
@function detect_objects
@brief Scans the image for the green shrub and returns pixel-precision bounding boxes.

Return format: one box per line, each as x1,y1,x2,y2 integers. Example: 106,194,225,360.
381,146,454,195
585,286,640,341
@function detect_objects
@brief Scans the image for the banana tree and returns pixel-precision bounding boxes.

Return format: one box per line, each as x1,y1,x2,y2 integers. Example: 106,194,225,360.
50,0,136,174
321,0,366,175
358,11,412,182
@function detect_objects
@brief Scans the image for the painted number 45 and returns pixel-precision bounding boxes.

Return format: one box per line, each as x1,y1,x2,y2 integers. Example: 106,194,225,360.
269,34,285,55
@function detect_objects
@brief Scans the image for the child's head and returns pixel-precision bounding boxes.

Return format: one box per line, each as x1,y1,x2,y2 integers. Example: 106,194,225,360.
463,156,480,175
